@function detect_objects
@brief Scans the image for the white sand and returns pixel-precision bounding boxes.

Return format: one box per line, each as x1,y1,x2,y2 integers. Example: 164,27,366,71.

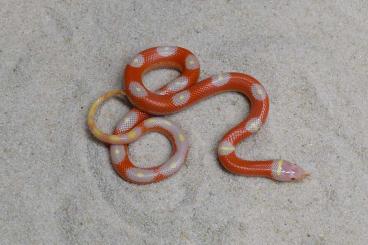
1,1,367,244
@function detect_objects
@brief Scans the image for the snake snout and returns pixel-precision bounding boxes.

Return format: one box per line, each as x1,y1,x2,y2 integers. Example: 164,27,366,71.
273,160,309,182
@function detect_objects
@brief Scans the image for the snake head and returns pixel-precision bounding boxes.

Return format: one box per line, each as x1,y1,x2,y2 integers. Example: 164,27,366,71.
272,160,309,182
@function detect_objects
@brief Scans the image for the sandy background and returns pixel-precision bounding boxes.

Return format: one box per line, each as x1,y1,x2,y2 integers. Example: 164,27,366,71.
1,1,368,244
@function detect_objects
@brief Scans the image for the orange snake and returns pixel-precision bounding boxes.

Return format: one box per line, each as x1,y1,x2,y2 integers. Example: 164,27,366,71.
87,46,308,184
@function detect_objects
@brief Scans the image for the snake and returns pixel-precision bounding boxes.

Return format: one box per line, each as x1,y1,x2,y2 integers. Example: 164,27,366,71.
87,46,308,184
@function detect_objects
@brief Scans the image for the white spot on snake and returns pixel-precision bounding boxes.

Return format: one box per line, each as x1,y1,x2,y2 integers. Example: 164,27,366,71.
159,161,181,176
211,73,231,87
245,117,262,133
110,145,126,164
116,111,138,133
127,127,142,140
167,76,189,92
271,160,284,179
143,118,158,128
218,140,235,156
126,168,156,183
158,143,188,177
251,84,267,101
129,54,144,68
172,90,190,106
156,46,177,57
129,82,147,98
178,133,186,142
185,55,199,70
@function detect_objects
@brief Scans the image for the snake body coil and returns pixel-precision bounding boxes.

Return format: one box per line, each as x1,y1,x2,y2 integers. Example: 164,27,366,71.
88,46,308,184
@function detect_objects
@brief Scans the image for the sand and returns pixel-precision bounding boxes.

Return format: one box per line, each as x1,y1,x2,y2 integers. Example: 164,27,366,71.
1,1,368,244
